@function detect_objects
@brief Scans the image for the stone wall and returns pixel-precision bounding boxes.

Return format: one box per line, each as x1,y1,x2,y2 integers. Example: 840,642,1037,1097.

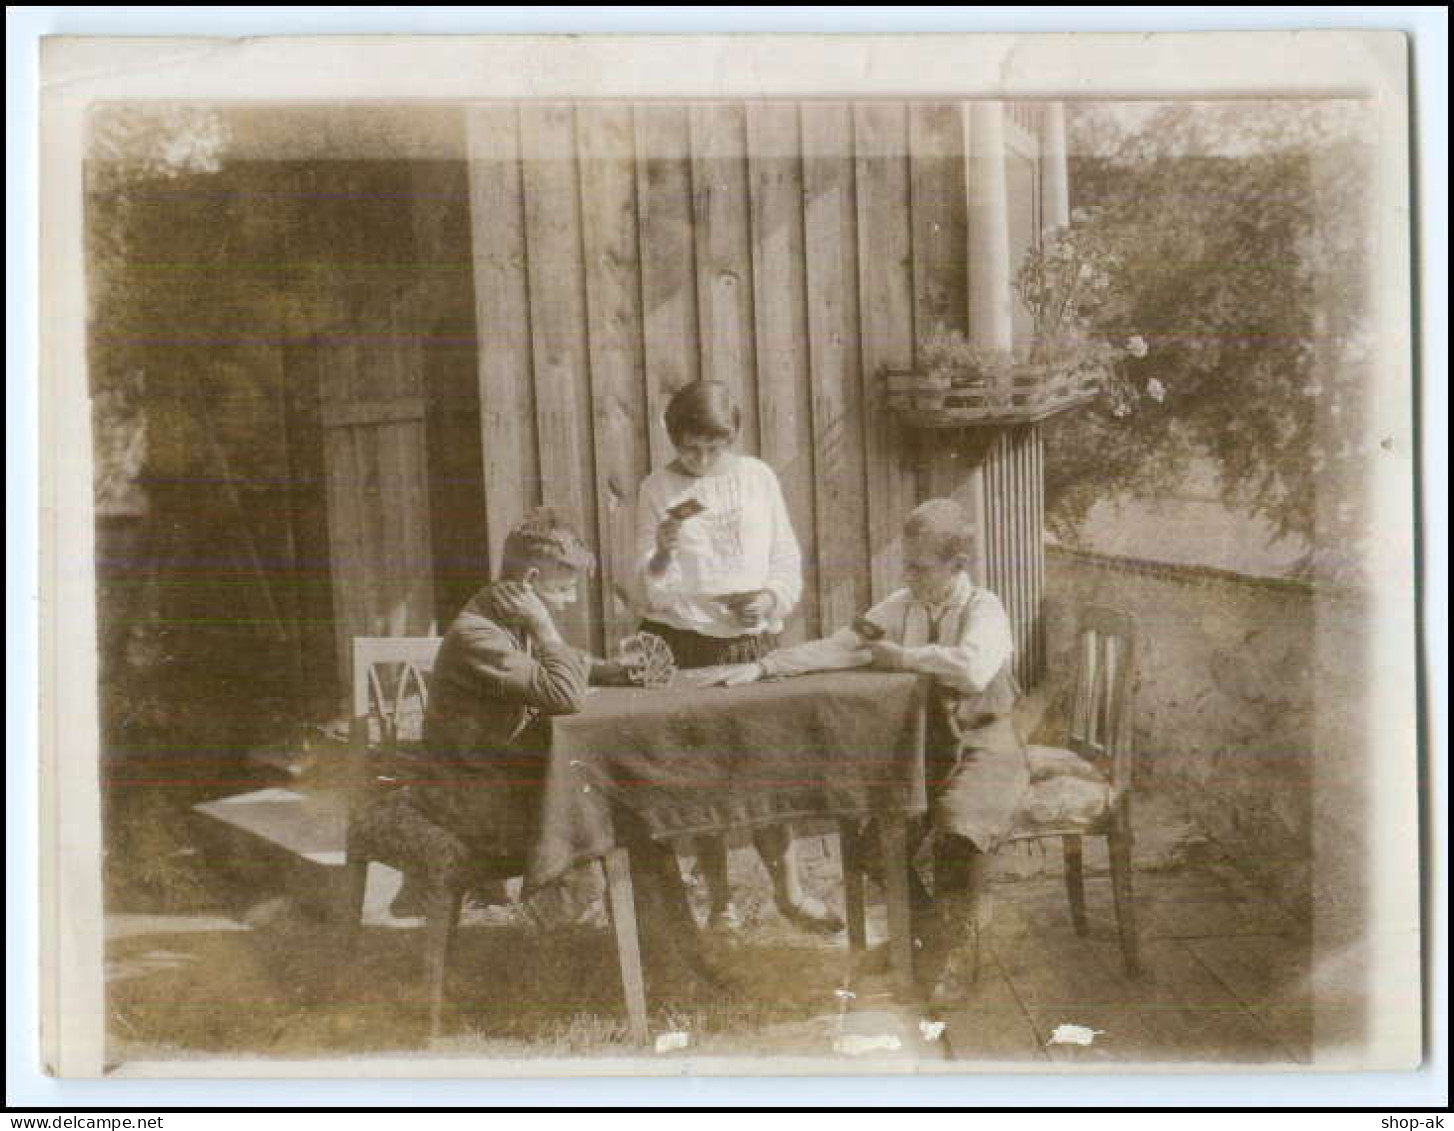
1039,546,1370,923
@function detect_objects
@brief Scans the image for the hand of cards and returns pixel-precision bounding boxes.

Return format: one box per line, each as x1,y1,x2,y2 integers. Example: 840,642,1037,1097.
615,630,678,689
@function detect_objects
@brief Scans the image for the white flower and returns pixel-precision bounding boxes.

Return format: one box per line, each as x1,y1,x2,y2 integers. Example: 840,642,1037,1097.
1126,335,1148,358
1112,403,1131,418
1145,378,1165,402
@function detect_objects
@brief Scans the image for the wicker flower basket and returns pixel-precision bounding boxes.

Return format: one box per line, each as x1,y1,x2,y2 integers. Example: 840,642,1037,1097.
883,360,1101,429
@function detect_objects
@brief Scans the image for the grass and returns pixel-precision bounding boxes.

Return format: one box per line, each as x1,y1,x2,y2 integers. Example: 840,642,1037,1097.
106,905,856,1060
105,787,862,1060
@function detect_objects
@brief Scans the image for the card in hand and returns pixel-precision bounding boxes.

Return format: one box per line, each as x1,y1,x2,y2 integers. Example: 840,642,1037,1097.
666,497,706,521
852,615,886,642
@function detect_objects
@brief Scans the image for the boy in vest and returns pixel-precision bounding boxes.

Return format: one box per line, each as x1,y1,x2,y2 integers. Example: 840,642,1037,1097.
717,498,1029,1002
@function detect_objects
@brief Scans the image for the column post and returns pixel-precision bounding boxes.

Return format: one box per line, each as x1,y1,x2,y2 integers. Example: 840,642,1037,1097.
1040,100,1071,232
962,102,1013,590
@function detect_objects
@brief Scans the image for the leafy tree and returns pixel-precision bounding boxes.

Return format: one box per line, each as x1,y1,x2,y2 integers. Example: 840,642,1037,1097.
1046,102,1375,581
88,108,347,748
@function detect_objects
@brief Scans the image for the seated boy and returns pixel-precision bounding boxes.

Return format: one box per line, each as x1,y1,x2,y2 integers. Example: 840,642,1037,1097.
716,498,1030,1002
393,508,710,982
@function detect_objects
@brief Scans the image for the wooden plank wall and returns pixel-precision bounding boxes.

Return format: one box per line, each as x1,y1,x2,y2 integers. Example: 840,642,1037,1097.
464,101,1042,658
745,104,818,642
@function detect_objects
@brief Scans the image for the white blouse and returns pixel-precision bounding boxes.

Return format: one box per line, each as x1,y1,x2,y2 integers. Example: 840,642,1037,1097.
634,454,803,639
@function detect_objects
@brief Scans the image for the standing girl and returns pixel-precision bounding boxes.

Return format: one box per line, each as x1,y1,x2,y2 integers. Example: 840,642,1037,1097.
635,380,841,934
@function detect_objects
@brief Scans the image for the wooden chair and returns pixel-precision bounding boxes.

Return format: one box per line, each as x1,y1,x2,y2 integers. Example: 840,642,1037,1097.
341,636,473,1038
341,636,652,1042
1005,605,1141,975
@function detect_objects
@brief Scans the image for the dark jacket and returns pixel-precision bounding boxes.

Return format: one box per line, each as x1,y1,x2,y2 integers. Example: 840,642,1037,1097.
425,585,591,759
409,585,591,857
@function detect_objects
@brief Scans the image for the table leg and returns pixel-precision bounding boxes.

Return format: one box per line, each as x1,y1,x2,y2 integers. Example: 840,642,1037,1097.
879,817,917,999
602,846,650,1046
838,819,867,952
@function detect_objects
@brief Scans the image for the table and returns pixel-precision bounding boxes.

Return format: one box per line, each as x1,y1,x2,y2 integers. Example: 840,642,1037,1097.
525,670,931,1040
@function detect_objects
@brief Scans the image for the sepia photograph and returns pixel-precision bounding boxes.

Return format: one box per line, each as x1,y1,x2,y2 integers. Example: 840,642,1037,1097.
33,30,1426,1084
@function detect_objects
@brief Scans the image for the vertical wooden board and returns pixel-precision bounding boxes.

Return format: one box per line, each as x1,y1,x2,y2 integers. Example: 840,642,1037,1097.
633,104,700,469
321,423,363,690
577,104,651,651
279,339,338,700
518,103,603,654
745,102,817,641
393,418,437,635
801,103,870,632
853,102,917,600
689,103,760,453
371,418,406,637
315,329,355,408
318,323,390,672
965,102,1015,353
352,425,388,637
410,157,489,625
908,102,969,342
355,326,393,403
380,287,413,401
909,103,978,532
384,298,436,637
372,418,408,638
466,107,540,578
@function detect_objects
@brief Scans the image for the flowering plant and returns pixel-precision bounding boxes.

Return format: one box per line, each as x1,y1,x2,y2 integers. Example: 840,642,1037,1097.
912,326,1020,412
1012,220,1153,415
890,219,1156,425
918,326,1010,386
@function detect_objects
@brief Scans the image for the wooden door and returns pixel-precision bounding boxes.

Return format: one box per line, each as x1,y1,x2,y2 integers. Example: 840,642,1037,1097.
316,292,437,693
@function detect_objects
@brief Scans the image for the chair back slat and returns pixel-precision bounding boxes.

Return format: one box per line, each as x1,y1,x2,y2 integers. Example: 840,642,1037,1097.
366,665,392,743
350,637,443,786
1071,631,1095,748
394,661,432,723
1065,607,1137,793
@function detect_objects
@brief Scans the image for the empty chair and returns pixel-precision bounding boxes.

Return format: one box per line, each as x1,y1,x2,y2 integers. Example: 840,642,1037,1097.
1005,605,1141,975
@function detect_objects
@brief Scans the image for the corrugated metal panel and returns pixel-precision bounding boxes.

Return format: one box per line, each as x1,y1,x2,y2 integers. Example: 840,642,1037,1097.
981,423,1045,687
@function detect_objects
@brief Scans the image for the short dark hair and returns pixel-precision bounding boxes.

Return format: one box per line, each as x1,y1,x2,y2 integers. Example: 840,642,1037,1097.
499,507,596,579
664,380,741,445
903,498,975,568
